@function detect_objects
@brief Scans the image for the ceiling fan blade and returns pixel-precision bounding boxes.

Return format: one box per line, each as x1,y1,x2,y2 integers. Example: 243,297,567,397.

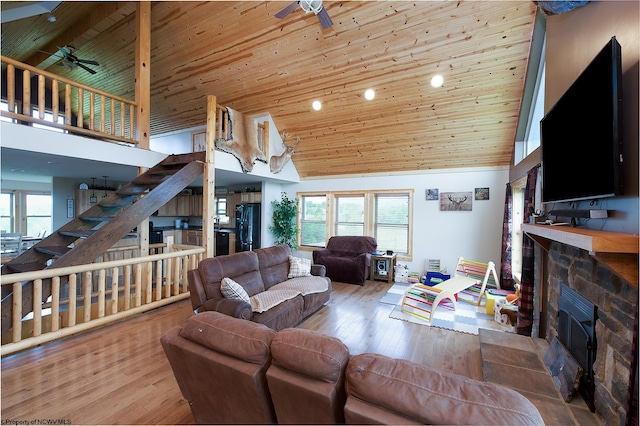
56,45,70,56
76,62,97,75
275,1,299,19
77,59,99,66
317,7,333,29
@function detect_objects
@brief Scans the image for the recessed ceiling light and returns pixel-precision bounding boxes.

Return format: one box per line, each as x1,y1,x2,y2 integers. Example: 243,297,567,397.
312,100,322,111
364,89,375,101
431,74,444,88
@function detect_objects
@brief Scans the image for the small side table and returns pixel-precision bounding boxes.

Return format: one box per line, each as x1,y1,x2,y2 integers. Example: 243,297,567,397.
370,253,397,284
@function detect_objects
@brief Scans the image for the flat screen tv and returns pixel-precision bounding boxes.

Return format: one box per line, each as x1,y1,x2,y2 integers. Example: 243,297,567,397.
541,36,623,204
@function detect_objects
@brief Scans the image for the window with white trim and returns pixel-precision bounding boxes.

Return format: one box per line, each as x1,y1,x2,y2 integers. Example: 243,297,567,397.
298,190,413,258
374,193,410,255
300,195,327,247
334,194,364,236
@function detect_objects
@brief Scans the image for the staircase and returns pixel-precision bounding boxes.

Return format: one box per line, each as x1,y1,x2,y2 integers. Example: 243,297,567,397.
1,152,206,334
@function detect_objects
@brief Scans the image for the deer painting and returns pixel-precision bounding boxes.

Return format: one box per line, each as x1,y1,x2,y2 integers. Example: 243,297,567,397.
270,133,300,174
440,192,472,211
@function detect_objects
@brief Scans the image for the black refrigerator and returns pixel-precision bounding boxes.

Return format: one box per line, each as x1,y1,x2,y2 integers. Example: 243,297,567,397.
235,203,261,252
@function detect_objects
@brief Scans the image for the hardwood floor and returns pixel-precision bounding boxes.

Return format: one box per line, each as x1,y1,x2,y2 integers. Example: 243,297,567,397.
1,281,483,425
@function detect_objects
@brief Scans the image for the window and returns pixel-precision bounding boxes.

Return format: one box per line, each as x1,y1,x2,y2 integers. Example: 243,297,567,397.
334,195,364,236
514,11,546,165
0,193,14,232
215,197,230,225
374,193,410,255
298,189,414,258
3,192,52,236
300,195,327,247
25,194,52,237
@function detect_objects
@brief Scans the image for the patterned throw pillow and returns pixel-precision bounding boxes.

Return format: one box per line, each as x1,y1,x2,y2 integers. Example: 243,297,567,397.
288,255,312,278
220,277,250,303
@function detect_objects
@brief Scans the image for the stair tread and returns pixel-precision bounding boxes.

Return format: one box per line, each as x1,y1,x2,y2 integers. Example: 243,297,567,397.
36,245,72,256
80,216,113,222
116,188,149,195
59,230,95,238
6,262,46,273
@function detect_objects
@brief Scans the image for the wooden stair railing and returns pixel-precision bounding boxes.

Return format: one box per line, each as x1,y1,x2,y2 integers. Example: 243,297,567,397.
1,152,206,334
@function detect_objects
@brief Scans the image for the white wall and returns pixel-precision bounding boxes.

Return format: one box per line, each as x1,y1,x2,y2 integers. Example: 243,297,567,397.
282,167,510,276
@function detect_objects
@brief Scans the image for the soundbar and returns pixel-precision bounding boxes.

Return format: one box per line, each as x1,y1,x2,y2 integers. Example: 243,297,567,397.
548,209,609,219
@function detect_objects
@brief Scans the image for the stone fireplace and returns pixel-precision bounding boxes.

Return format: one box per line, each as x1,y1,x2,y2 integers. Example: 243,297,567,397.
543,241,637,425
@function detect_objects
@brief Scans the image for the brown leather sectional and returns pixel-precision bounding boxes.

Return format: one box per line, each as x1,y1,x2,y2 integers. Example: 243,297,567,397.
161,311,544,425
187,244,331,331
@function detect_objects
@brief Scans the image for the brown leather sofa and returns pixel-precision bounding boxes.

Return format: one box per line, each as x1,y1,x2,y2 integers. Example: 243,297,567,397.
188,244,331,331
162,311,544,425
312,236,377,285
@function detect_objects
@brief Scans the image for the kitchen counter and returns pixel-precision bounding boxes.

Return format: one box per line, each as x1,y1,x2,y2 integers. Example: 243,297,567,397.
150,226,235,233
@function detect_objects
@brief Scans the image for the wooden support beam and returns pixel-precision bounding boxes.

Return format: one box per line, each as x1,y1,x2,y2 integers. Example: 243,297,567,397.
203,95,217,259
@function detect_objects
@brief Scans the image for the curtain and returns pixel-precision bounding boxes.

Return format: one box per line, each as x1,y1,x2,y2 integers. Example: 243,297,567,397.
517,164,540,336
499,183,514,290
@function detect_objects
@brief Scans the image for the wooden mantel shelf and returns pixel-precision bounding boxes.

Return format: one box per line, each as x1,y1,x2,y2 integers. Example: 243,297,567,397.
522,223,639,287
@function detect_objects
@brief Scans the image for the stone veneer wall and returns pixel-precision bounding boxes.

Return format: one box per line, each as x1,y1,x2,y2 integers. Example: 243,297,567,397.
544,241,637,426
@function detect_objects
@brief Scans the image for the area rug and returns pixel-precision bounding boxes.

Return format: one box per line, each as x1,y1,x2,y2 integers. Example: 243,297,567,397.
387,288,514,335
378,282,411,305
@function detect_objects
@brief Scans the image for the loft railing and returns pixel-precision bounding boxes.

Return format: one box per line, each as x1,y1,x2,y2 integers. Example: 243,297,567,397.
0,245,204,356
1,56,138,145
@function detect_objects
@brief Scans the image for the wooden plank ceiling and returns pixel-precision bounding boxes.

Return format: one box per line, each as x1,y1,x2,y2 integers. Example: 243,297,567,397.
1,1,537,179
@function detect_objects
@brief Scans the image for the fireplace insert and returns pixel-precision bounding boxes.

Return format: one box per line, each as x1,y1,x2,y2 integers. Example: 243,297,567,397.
558,283,598,412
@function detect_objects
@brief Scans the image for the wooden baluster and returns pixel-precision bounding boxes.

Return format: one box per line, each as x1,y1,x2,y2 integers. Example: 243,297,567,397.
97,269,106,318
22,69,30,115
65,84,72,125
83,271,92,323
145,261,152,304
77,87,84,128
37,75,45,119
89,92,95,130
32,279,42,337
51,276,60,332
181,255,189,293
173,256,183,295
129,104,135,140
68,274,77,327
111,266,119,314
120,101,125,138
110,98,115,135
123,264,131,310
164,257,171,299
7,64,15,112
155,259,162,301
51,79,59,123
100,95,106,133
134,263,142,307
12,282,22,343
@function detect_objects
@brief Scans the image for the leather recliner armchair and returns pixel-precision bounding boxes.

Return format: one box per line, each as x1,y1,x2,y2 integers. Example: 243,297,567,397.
160,311,277,424
312,236,377,285
266,328,350,424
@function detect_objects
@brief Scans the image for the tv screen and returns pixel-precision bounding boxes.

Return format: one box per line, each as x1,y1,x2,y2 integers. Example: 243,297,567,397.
541,36,623,204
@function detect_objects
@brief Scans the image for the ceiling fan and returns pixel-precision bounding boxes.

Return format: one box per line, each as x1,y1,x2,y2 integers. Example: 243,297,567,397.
275,0,333,29
39,45,99,74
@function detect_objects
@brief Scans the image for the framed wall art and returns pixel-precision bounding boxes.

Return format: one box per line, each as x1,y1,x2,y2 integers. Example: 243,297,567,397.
440,191,473,211
475,187,490,200
426,188,439,200
192,131,206,152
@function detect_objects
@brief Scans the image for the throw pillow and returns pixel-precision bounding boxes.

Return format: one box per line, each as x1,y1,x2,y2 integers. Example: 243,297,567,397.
220,277,250,303
288,255,312,278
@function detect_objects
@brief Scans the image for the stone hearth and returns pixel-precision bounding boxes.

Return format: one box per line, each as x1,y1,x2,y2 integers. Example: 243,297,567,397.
544,242,637,425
